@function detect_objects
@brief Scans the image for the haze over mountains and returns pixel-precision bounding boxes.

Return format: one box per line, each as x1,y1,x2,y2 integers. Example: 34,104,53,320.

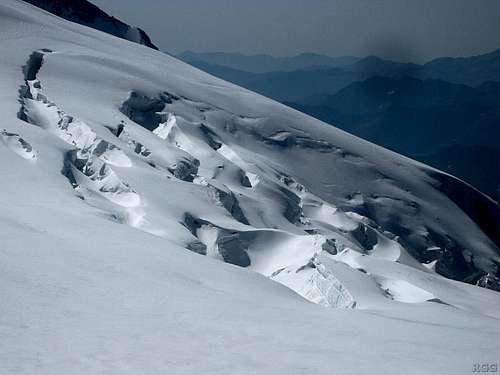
179,50,500,199
180,49,500,94
178,51,360,73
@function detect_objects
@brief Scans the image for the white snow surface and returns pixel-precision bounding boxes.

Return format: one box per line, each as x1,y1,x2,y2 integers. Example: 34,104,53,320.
0,1,499,374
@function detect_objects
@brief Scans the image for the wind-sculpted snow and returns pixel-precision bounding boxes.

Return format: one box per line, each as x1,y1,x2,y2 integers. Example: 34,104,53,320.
272,255,357,308
1,1,500,374
14,47,500,304
123,88,500,301
121,91,179,131
18,49,142,219
68,149,139,207
182,213,251,266
107,122,151,158
0,129,37,160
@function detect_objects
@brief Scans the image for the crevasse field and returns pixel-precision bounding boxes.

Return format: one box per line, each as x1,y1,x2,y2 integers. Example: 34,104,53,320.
1,1,499,374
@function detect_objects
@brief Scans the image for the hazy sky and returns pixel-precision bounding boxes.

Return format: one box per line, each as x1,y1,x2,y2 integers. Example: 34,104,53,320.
92,0,500,62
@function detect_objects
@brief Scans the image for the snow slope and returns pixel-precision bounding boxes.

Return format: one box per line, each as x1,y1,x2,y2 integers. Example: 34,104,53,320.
22,0,158,50
0,1,499,374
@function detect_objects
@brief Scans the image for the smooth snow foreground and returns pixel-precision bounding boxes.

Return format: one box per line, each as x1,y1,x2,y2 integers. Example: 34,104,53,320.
1,1,499,374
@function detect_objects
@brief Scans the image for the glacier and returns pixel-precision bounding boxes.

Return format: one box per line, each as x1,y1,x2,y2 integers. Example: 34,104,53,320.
0,1,499,374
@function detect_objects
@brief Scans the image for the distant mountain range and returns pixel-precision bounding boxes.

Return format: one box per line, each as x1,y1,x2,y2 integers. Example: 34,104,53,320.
178,50,500,200
422,50,500,86
179,49,500,101
181,60,362,102
178,51,359,74
342,50,500,86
